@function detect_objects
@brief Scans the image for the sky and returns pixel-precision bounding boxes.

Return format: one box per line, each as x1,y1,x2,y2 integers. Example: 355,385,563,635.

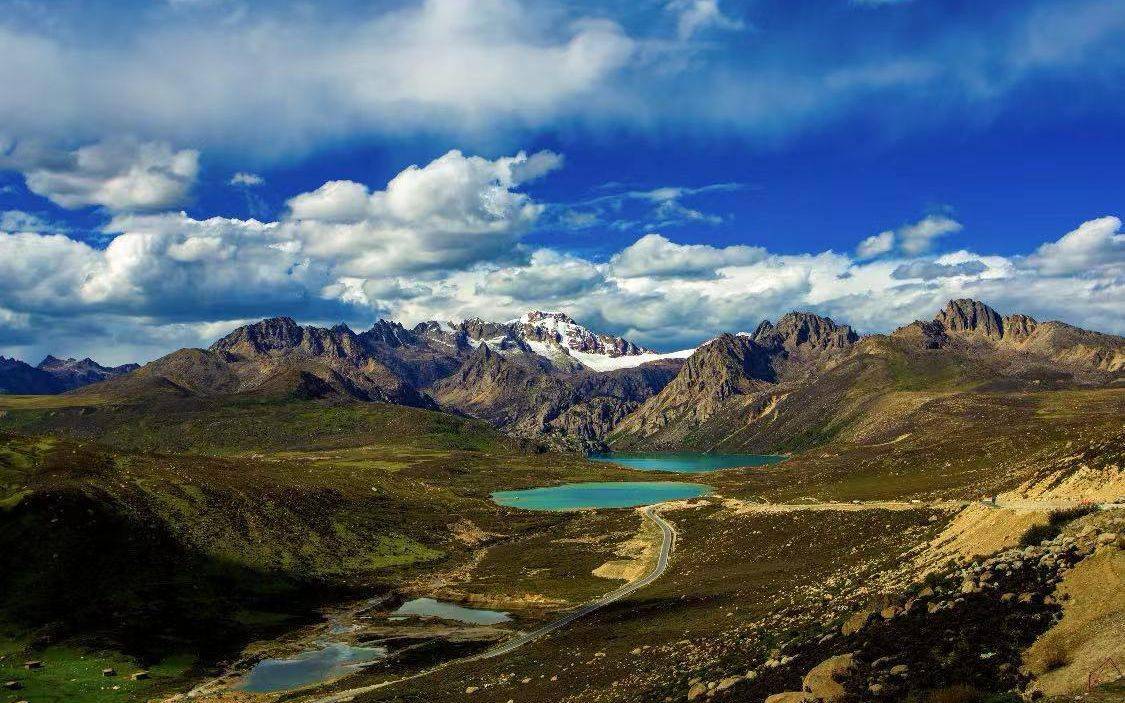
0,0,1123,364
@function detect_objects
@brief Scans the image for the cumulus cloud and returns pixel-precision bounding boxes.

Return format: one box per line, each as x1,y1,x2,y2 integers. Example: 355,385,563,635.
286,149,560,276
856,230,895,259
610,233,765,279
1029,215,1124,275
1,138,199,212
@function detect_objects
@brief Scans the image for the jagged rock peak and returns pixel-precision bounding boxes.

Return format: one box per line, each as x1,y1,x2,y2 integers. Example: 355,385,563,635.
753,311,858,352
211,316,306,354
935,299,1038,341
361,319,416,347
937,299,1005,338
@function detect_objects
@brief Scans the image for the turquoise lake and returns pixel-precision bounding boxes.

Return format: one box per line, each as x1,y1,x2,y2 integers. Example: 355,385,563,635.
239,642,386,693
392,598,511,625
588,452,785,473
492,481,711,511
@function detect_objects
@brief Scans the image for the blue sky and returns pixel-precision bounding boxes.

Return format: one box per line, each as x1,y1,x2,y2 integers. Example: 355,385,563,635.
0,0,1122,363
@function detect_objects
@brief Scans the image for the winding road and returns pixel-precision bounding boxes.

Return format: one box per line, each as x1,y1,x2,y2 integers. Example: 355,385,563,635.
303,504,678,703
470,505,676,660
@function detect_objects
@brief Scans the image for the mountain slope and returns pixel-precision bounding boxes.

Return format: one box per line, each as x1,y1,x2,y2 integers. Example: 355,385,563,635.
611,301,1122,452
84,317,433,407
611,312,859,449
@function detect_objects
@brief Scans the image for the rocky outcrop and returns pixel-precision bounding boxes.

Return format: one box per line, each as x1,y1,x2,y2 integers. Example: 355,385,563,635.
937,298,1007,339
903,299,1125,372
752,313,859,354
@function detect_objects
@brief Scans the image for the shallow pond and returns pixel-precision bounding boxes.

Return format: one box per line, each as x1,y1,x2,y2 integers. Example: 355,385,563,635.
239,642,387,693
588,452,784,473
392,597,511,625
492,481,711,511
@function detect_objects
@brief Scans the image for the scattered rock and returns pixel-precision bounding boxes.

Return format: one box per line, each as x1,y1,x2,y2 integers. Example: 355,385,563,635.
802,653,855,701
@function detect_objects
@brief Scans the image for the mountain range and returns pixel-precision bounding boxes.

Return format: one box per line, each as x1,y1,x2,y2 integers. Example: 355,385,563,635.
0,355,138,395
3,299,1122,450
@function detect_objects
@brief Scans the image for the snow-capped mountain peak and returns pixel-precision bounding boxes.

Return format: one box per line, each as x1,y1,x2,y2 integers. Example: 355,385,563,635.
417,310,696,372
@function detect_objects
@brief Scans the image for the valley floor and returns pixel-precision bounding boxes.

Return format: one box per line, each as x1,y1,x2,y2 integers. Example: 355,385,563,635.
1,388,1122,703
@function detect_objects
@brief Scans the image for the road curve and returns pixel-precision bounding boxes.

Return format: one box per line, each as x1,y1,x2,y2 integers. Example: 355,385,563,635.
470,505,676,660
305,505,677,703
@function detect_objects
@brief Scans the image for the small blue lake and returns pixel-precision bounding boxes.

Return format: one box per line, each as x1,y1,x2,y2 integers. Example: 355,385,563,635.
492,481,711,511
392,598,510,625
589,452,785,473
239,642,386,693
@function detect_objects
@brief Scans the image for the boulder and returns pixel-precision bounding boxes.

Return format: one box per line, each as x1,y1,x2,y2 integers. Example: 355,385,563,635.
802,654,855,701
765,693,813,703
880,605,902,620
716,676,745,692
841,610,873,635
687,682,708,701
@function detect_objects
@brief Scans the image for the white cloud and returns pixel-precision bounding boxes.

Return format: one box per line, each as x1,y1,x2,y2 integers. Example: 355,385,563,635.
554,182,741,232
0,1,636,154
899,215,963,255
0,143,1122,362
0,210,57,233
480,249,605,298
229,171,264,187
610,233,765,279
856,230,895,259
667,1,745,39
285,149,561,276
857,215,963,258
1029,215,1124,275
1,138,199,212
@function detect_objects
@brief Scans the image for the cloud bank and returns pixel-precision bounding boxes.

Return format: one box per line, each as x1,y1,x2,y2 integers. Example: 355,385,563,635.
0,149,1120,364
